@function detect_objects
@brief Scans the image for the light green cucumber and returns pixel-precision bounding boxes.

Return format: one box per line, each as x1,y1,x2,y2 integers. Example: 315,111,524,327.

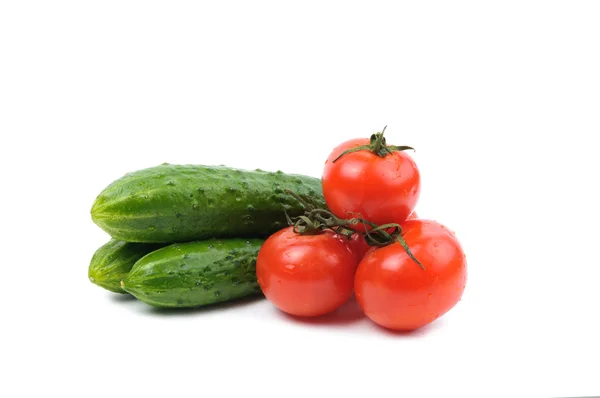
89,239,165,293
91,163,325,243
122,239,264,308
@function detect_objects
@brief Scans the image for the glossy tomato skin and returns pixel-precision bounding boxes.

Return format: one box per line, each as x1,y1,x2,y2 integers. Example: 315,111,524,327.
256,226,358,317
347,211,419,261
347,233,371,261
354,219,467,331
322,138,421,229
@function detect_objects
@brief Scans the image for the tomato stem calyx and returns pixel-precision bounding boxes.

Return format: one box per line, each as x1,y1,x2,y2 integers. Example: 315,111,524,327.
283,189,425,270
361,221,425,270
332,126,415,163
283,192,358,237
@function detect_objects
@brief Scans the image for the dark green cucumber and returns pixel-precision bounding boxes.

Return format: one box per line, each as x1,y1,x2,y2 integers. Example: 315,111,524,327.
121,239,264,308
88,239,165,293
91,163,324,243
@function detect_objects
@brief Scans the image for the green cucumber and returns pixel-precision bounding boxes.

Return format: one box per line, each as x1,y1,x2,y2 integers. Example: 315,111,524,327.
122,239,264,308
88,239,164,293
91,163,324,243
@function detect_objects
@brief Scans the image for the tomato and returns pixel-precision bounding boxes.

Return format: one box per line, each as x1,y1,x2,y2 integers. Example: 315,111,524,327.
347,233,371,260
407,211,418,220
347,211,419,261
354,219,467,331
322,135,421,230
256,226,358,317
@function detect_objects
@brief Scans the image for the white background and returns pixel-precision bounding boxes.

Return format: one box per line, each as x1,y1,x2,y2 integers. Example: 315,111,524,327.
1,1,599,397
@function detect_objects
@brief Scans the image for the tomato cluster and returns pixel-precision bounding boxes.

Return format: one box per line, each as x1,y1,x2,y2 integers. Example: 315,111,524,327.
256,128,467,331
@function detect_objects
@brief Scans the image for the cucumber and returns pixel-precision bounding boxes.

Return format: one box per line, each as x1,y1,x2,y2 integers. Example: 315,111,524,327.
91,164,324,243
88,239,165,293
121,239,264,308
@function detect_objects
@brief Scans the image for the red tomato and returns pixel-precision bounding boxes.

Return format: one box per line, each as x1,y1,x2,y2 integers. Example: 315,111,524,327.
354,219,467,331
347,233,371,260
347,211,419,261
256,226,358,317
322,137,421,230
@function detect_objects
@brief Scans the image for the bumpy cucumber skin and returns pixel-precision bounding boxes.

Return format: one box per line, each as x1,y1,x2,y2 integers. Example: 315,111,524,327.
88,239,164,293
91,164,325,243
122,239,264,308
